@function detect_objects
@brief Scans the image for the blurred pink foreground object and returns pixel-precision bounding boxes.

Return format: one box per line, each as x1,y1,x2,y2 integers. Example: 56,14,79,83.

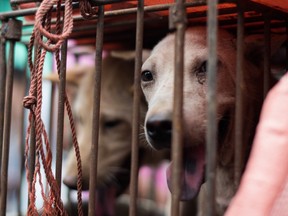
225,72,288,216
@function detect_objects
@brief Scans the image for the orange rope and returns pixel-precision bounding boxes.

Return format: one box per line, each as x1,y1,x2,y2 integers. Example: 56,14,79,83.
22,0,97,214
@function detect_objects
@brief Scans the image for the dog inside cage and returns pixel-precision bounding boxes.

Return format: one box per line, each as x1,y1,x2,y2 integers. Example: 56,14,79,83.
0,0,288,216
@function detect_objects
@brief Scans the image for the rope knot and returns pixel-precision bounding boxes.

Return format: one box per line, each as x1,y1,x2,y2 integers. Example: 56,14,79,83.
23,95,37,110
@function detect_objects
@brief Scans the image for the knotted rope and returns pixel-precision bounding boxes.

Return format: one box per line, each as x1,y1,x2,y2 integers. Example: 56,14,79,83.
23,0,98,215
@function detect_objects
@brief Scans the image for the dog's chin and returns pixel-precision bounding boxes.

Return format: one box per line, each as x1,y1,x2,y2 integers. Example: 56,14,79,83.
146,130,206,200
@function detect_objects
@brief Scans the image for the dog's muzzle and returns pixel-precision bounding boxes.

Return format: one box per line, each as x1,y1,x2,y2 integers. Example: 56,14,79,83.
145,114,172,150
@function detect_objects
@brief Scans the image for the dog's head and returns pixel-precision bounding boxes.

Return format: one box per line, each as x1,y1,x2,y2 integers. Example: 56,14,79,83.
141,27,264,201
63,54,139,194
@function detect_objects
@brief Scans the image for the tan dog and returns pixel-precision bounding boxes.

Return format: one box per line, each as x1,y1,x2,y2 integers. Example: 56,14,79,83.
141,27,266,215
63,54,139,192
47,51,171,215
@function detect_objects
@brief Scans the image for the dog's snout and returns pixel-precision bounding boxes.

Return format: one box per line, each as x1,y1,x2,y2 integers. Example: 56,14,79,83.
146,114,172,150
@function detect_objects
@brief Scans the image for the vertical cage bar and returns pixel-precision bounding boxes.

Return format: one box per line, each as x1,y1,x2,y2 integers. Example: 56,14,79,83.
88,5,104,216
286,20,288,71
18,67,27,215
49,80,56,154
171,1,186,216
55,39,68,193
0,40,15,215
27,41,40,206
0,25,7,172
263,16,271,97
206,0,218,215
129,0,144,215
234,0,244,187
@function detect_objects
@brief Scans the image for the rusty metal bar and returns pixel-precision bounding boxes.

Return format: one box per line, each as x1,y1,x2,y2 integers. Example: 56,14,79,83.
0,22,7,173
0,40,15,216
206,0,218,215
263,16,271,97
18,67,28,215
286,19,288,71
55,39,68,193
49,82,56,151
234,0,244,187
129,0,144,215
169,1,186,216
1,1,206,20
88,5,104,216
22,4,235,31
21,1,206,30
10,0,124,6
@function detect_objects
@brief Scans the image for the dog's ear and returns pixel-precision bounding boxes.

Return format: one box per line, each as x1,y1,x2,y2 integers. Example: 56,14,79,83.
44,65,89,86
44,65,91,101
244,34,286,73
110,49,151,63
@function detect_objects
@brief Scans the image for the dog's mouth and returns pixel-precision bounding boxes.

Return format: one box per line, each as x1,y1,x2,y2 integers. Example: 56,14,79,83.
99,154,132,197
166,145,205,200
165,114,231,201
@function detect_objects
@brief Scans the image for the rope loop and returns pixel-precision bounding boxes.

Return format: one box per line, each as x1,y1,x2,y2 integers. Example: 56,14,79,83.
34,0,73,52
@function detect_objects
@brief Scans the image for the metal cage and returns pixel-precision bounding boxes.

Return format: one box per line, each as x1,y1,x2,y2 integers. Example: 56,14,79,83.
0,0,287,215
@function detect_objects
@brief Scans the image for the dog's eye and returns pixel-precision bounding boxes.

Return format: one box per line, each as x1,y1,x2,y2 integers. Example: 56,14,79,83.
104,119,122,129
141,70,153,82
196,61,207,84
199,61,207,74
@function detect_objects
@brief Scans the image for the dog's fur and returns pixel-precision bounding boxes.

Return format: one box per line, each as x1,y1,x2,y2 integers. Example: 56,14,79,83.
141,27,265,215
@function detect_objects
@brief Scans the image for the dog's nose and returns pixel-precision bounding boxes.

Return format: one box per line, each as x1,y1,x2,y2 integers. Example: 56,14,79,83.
146,114,172,149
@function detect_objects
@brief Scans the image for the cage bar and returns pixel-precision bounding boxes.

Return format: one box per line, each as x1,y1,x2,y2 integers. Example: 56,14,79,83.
263,16,271,97
129,0,144,215
55,40,68,193
170,1,186,216
206,0,218,215
0,22,7,173
0,40,16,216
88,5,104,216
234,0,245,187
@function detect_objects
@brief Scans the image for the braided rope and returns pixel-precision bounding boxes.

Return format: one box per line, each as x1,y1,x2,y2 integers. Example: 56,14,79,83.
22,0,99,214
79,0,97,19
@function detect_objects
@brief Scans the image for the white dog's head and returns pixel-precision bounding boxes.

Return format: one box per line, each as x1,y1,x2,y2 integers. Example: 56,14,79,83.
141,27,263,202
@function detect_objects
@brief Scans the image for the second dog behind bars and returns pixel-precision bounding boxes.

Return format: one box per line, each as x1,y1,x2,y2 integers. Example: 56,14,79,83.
48,51,172,215
140,27,272,215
